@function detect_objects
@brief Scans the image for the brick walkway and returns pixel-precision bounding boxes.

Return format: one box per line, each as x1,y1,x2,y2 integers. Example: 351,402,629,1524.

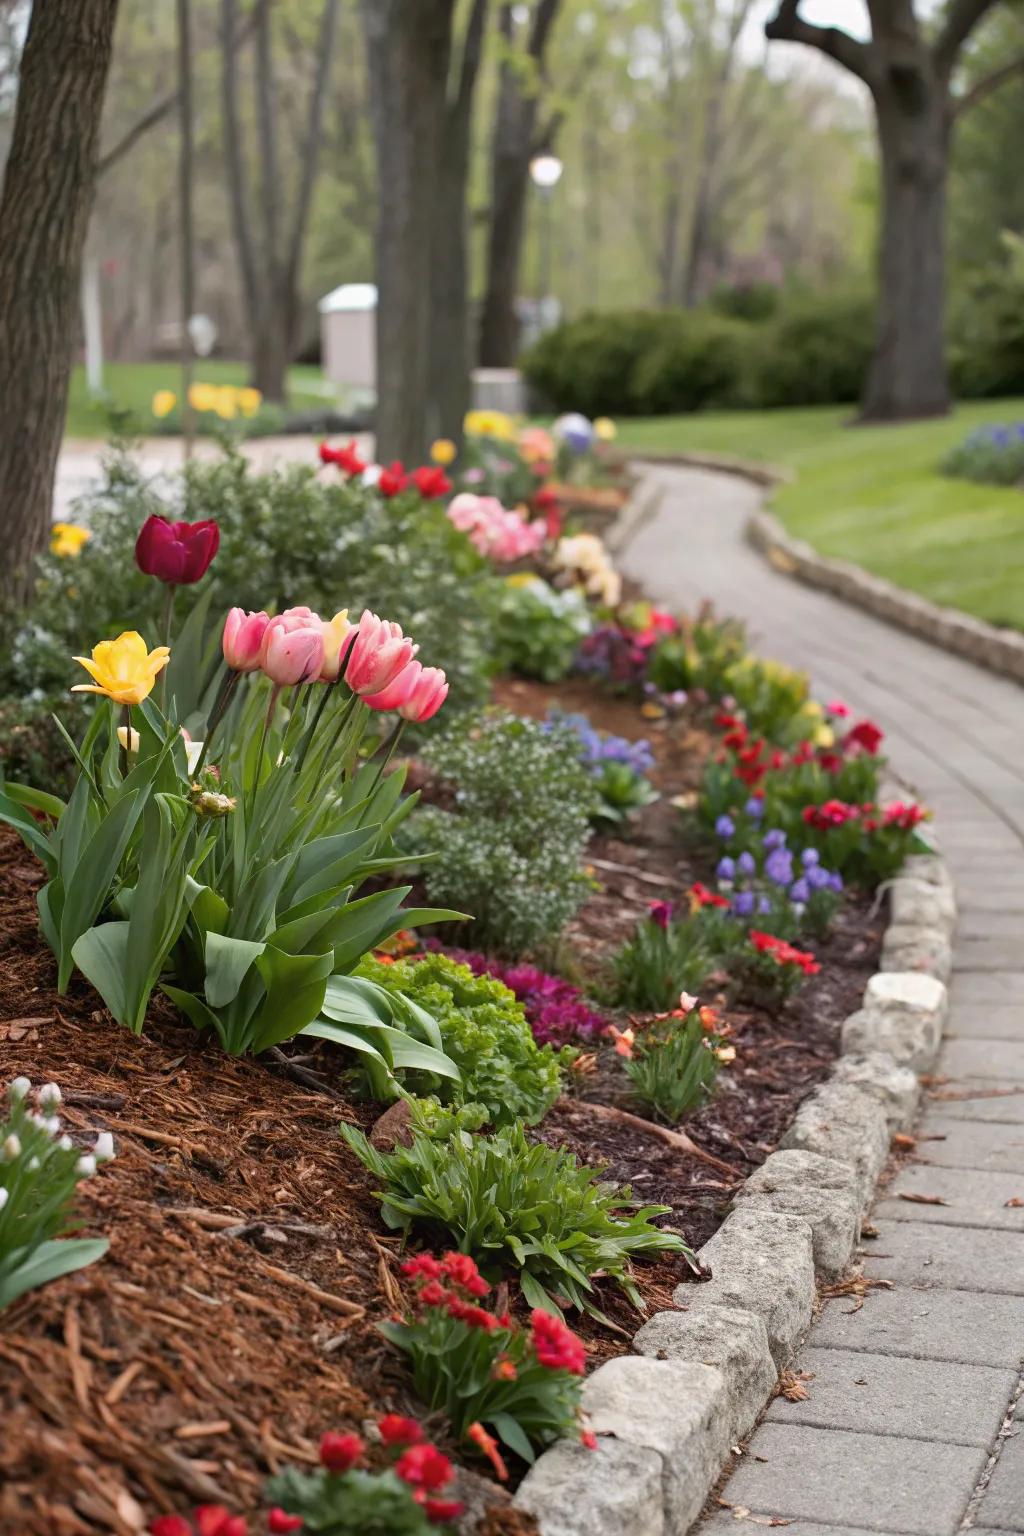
620,463,1024,1536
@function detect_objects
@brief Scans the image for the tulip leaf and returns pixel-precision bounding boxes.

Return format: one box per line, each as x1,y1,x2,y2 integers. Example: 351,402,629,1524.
0,1238,109,1310
72,922,131,1027
204,931,267,1008
57,789,148,991
249,946,335,1053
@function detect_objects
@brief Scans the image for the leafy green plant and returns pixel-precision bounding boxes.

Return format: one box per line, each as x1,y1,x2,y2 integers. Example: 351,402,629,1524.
354,954,572,1126
1,1077,111,1309
341,1118,690,1319
646,613,747,699
493,576,592,683
410,712,593,955
623,1006,733,1125
610,903,715,1012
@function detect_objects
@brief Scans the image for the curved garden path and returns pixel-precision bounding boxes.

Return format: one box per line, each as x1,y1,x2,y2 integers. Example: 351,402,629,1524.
620,462,1024,1536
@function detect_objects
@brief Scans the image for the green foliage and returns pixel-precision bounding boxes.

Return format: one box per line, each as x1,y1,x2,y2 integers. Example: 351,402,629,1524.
646,613,748,698
627,311,748,414
610,907,714,1012
950,238,1024,401
354,954,572,1126
941,420,1024,486
492,576,592,683
590,758,659,825
341,1118,690,1318
0,1078,110,1309
744,289,875,408
410,712,593,955
523,309,670,416
624,1010,729,1125
266,1466,447,1536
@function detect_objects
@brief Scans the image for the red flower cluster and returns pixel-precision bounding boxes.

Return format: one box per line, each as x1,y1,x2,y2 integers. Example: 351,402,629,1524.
749,930,821,975
379,1414,424,1447
378,460,409,497
403,1250,499,1330
315,1420,463,1526
802,799,861,830
689,881,730,911
884,801,929,830
530,1309,587,1375
845,718,884,756
149,1509,246,1536
319,1432,364,1472
319,440,366,476
410,464,453,500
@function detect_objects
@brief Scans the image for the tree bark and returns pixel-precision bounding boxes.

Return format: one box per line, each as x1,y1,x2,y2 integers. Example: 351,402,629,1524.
362,0,455,463
0,0,120,605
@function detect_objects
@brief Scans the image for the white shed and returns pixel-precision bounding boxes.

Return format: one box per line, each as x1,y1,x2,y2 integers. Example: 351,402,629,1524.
319,282,377,393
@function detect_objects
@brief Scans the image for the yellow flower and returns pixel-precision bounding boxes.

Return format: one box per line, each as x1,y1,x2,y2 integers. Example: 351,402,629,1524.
50,523,91,558
72,632,171,706
188,382,218,414
238,387,262,418
430,438,457,465
152,390,177,419
464,409,516,442
594,417,617,442
505,572,540,589
214,386,238,420
814,724,835,748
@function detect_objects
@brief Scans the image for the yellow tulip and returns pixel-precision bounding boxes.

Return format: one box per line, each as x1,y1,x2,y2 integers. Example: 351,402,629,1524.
594,417,617,442
464,409,516,442
237,387,262,417
430,437,457,465
814,724,835,748
72,631,171,706
214,386,238,420
188,383,218,413
152,390,177,419
50,522,91,558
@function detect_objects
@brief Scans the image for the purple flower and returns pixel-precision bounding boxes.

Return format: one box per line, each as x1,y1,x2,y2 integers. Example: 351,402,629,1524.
801,848,820,868
716,856,736,882
758,895,772,914
715,814,735,839
763,829,787,851
830,872,844,893
765,849,794,886
806,864,831,890
733,890,755,916
790,877,810,904
737,851,756,877
745,797,764,820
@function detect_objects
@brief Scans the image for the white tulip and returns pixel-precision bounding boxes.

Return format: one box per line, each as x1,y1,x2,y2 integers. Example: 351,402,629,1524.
58,1135,73,1151
94,1132,115,1163
0,1187,8,1211
44,1116,61,1136
76,1154,97,1178
38,1082,62,1108
2,1134,22,1160
8,1076,31,1101
116,725,141,754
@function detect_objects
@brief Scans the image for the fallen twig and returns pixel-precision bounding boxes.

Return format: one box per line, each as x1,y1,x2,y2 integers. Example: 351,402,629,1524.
577,1100,742,1179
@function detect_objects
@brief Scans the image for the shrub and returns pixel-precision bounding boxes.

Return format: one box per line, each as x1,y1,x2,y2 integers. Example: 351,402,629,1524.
950,244,1024,400
744,289,875,407
383,1251,587,1464
646,613,748,699
355,954,572,1127
941,422,1024,486
341,1118,690,1317
627,311,747,414
522,310,670,416
493,576,592,682
610,901,714,1012
544,709,658,826
1,1077,112,1308
623,1003,734,1125
411,712,593,955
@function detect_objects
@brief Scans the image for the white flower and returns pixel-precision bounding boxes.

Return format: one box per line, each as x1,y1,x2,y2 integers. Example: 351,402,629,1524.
94,1132,115,1163
44,1116,61,1136
38,1082,62,1108
0,1187,8,1211
76,1154,96,1178
185,739,205,774
2,1134,22,1160
58,1135,73,1151
116,724,141,755
8,1076,31,1102
362,463,382,488
27,1156,40,1171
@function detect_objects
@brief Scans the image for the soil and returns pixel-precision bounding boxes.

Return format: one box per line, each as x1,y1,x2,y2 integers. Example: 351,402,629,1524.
0,671,882,1532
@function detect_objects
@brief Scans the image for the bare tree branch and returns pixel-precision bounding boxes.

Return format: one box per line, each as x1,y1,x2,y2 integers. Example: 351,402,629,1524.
764,0,873,84
953,47,1024,115
933,0,999,74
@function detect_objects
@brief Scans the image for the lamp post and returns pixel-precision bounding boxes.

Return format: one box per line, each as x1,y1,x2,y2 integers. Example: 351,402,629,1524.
530,152,563,337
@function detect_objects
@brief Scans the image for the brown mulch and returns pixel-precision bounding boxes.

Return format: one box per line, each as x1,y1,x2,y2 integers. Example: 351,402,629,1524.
0,669,882,1530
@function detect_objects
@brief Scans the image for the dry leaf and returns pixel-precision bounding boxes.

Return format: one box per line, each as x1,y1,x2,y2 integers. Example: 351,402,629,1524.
897,1191,947,1206
777,1369,814,1402
820,1274,893,1313
891,1132,916,1149
1005,1197,1024,1208
861,1223,879,1238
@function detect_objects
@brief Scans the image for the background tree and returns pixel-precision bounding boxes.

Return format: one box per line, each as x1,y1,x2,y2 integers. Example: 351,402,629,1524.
0,0,121,603
765,0,1024,422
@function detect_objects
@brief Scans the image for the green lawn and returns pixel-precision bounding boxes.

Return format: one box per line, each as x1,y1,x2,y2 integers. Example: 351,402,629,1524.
65,360,333,439
617,401,1024,630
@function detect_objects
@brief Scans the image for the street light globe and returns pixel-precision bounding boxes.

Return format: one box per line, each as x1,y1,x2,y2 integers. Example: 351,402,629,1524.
530,153,564,189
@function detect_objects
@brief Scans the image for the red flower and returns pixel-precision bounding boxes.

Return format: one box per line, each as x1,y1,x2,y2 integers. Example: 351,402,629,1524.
411,465,452,500
424,1498,465,1524
883,801,928,830
534,486,559,511
402,1253,443,1281
492,1355,518,1381
580,1428,598,1450
320,440,366,476
722,729,747,751
135,515,219,585
690,882,729,911
267,1513,304,1534
819,752,842,774
195,1511,246,1536
378,460,409,497
379,1414,424,1447
846,719,884,755
418,1279,448,1307
446,1296,498,1331
749,930,820,975
530,1308,587,1374
149,1521,192,1536
319,1432,364,1473
440,1251,489,1297
802,799,859,830
648,899,673,930
395,1443,456,1492
466,1422,508,1482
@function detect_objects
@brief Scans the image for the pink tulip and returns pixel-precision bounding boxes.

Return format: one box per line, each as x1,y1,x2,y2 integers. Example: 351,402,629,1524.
346,610,417,697
363,658,423,713
399,666,448,723
222,608,271,672
259,607,325,686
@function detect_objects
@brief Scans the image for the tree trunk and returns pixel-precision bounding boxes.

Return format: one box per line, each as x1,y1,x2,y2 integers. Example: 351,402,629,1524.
477,79,534,367
0,0,120,604
861,84,950,420
362,0,454,464
251,305,292,403
429,146,473,444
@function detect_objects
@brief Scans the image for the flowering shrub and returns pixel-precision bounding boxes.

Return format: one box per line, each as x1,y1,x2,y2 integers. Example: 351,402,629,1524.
427,946,607,1046
575,620,652,691
1,1077,113,1308
341,1118,690,1317
646,612,746,700
800,797,932,884
713,823,844,942
610,900,716,1012
381,1251,588,1465
621,996,735,1125
729,929,821,1008
447,492,546,563
544,710,658,825
355,953,573,1126
493,576,592,682
942,421,1024,486
409,712,593,955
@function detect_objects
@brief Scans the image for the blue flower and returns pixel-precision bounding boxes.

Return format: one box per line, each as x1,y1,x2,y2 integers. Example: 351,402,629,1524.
765,849,794,886
790,877,810,904
737,851,757,877
716,814,736,839
745,797,764,820
806,864,831,890
801,848,820,868
758,895,772,914
763,829,787,851
733,890,755,916
716,856,736,882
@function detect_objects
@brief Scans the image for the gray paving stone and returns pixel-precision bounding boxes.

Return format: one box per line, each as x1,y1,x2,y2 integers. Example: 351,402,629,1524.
764,1346,1015,1446
914,1115,1024,1173
700,1521,904,1536
976,1432,1024,1531
720,1423,986,1535
924,1082,1024,1123
865,1219,1024,1294
938,1037,1024,1082
945,1003,1024,1040
951,973,1024,1007
810,1284,1024,1368
874,1163,1024,1230
955,937,1024,972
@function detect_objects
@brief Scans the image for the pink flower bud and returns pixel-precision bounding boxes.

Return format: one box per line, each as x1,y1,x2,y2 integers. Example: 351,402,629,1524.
363,659,423,713
259,608,325,687
345,610,417,697
222,608,270,672
398,665,448,723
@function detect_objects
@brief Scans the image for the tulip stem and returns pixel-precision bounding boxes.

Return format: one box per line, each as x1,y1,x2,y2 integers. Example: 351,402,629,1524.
366,719,406,799
250,684,280,823
159,585,176,711
193,667,238,779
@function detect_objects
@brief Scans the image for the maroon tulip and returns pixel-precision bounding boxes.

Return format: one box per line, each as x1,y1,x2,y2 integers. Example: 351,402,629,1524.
135,515,220,585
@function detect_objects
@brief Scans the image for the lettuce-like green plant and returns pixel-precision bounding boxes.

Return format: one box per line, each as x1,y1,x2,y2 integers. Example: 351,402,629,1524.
341,1119,691,1319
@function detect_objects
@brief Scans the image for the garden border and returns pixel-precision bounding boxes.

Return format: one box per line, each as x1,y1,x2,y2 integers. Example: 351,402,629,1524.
512,469,958,1533
627,449,1024,687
